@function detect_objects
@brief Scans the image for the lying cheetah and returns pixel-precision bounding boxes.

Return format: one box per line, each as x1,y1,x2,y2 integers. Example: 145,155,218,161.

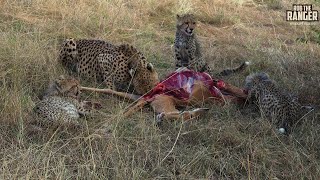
58,39,159,95
34,75,101,125
245,72,314,133
174,14,248,75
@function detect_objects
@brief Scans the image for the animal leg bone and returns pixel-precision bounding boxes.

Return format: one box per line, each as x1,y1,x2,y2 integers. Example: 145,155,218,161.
80,86,141,101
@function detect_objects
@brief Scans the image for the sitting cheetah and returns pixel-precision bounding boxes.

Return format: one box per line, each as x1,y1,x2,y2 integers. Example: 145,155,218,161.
34,75,101,125
174,14,248,75
58,39,159,95
244,72,314,134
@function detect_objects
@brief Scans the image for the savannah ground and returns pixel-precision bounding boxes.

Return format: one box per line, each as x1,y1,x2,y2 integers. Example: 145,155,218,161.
1,0,320,179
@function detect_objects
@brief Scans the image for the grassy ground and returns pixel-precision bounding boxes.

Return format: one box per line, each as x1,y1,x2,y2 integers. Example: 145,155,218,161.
1,0,320,179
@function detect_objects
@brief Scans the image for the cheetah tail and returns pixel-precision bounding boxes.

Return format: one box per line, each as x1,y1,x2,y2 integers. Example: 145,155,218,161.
216,61,250,77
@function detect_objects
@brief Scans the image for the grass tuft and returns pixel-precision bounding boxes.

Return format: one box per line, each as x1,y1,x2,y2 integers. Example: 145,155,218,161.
0,0,320,179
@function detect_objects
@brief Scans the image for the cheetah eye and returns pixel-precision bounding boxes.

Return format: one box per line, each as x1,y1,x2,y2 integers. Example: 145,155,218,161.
184,22,189,25
192,22,196,25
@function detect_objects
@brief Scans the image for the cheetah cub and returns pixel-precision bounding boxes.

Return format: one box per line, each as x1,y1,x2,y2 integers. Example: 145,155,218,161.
174,14,248,75
34,75,101,126
245,72,314,134
174,14,208,72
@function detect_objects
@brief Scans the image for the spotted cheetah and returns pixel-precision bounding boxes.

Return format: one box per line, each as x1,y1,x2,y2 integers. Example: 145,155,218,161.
34,75,101,125
174,14,207,72
245,72,314,134
58,39,159,95
174,14,248,75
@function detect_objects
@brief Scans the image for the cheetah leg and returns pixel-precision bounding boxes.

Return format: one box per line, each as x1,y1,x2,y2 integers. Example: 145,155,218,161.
103,78,116,91
175,50,183,69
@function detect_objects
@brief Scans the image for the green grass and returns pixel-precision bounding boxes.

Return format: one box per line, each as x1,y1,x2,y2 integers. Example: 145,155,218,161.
0,0,320,179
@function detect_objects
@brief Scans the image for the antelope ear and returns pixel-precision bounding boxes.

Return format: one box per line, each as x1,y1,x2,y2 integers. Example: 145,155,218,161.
147,63,154,71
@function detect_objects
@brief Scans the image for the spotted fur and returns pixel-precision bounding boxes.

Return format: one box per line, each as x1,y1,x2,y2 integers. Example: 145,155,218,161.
174,14,208,72
34,76,101,125
245,72,314,133
59,39,159,95
174,14,248,76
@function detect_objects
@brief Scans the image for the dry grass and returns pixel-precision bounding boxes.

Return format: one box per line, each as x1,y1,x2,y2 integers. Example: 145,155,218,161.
1,0,320,179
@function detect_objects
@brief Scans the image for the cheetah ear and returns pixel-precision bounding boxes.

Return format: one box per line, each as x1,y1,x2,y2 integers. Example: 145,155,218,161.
128,53,140,71
118,44,137,56
119,44,140,69
176,14,180,19
147,63,154,72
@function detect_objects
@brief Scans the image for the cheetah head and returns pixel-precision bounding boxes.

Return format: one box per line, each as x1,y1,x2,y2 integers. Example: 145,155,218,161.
244,72,271,94
119,44,159,95
176,14,197,36
128,57,159,95
43,75,81,99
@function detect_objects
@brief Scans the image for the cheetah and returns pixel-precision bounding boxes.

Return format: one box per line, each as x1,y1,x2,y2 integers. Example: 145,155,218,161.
244,72,314,134
34,75,101,125
58,39,159,95
174,14,248,75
